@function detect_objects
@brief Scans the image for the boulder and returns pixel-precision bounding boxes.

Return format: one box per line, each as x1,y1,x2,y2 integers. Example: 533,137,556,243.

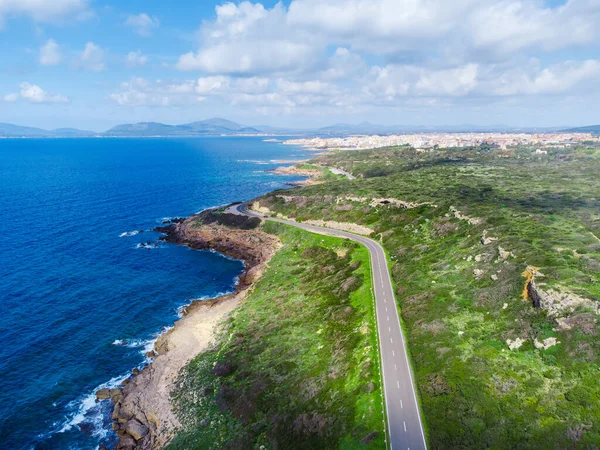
116,434,137,450
96,388,111,401
124,419,149,441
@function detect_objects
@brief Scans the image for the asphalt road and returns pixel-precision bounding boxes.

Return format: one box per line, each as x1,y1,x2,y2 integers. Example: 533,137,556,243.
228,203,427,450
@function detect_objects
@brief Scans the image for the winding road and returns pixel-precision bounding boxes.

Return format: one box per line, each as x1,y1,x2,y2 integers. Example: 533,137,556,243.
227,203,427,450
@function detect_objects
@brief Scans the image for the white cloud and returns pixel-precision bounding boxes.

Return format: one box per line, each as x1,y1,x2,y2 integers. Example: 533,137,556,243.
415,64,479,96
321,48,367,80
286,0,600,56
483,59,600,96
108,75,349,114
126,50,148,68
0,0,89,28
132,0,600,119
77,42,104,71
4,82,68,103
176,2,320,74
110,79,164,106
3,92,18,102
39,39,62,66
125,13,159,37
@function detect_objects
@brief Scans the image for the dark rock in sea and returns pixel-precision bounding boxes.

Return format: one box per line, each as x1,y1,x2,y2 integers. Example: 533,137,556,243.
161,217,186,225
132,368,140,375
96,388,111,401
154,224,175,236
124,419,149,440
137,241,158,249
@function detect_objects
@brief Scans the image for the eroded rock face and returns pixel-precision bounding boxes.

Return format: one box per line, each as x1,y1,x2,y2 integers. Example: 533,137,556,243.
529,281,600,317
124,419,149,441
159,215,280,287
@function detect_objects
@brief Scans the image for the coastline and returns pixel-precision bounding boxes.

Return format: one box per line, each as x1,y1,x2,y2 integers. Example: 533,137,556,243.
106,215,281,449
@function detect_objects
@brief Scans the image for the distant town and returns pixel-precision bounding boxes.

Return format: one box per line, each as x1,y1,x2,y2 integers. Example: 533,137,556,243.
285,132,600,151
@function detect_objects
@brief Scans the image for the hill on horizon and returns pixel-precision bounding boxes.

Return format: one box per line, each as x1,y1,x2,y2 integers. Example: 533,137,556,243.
562,124,600,133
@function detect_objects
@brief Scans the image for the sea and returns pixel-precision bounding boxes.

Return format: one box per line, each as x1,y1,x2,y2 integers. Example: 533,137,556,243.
0,137,309,449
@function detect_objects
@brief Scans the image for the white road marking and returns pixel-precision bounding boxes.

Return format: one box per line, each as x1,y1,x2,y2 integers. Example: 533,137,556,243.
397,381,400,388
387,315,389,321
401,400,403,409
390,337,393,343
389,326,391,332
404,421,407,432
392,350,395,356
394,364,397,371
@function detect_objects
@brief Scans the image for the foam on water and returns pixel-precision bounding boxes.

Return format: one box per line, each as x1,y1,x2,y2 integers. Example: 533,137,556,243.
119,230,141,238
175,291,234,318
57,372,129,437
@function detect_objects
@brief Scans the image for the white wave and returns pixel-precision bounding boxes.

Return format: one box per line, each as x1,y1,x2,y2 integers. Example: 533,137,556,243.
236,159,269,164
135,242,159,249
119,230,140,238
57,373,129,437
176,290,236,318
112,338,154,352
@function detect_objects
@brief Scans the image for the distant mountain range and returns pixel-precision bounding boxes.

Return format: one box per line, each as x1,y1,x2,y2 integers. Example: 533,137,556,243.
561,125,600,133
0,123,95,137
0,118,590,138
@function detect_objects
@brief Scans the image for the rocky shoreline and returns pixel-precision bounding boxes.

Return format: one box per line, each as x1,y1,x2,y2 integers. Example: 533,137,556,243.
101,212,280,449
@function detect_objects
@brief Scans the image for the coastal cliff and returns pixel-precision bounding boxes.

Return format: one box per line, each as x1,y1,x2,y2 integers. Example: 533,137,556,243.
108,212,280,449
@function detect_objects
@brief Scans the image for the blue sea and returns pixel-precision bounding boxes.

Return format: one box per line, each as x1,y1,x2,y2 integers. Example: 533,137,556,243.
0,137,308,449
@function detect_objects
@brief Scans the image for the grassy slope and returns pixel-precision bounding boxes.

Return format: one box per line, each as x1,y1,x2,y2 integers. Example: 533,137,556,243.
256,145,600,449
168,222,385,450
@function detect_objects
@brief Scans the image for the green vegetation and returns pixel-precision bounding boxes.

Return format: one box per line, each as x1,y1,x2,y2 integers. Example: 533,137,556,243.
193,207,261,230
256,145,600,449
169,222,385,449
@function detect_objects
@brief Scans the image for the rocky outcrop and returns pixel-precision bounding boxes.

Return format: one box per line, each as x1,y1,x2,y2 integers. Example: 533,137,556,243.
506,338,525,350
531,284,600,317
109,216,281,449
270,165,322,186
368,198,436,209
158,214,280,287
481,230,499,245
534,337,559,350
449,206,484,225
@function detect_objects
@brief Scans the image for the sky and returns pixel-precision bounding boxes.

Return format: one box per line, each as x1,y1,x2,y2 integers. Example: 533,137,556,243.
1,0,600,131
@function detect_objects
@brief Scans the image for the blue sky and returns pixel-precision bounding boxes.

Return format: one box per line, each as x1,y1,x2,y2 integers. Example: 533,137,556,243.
1,0,600,131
